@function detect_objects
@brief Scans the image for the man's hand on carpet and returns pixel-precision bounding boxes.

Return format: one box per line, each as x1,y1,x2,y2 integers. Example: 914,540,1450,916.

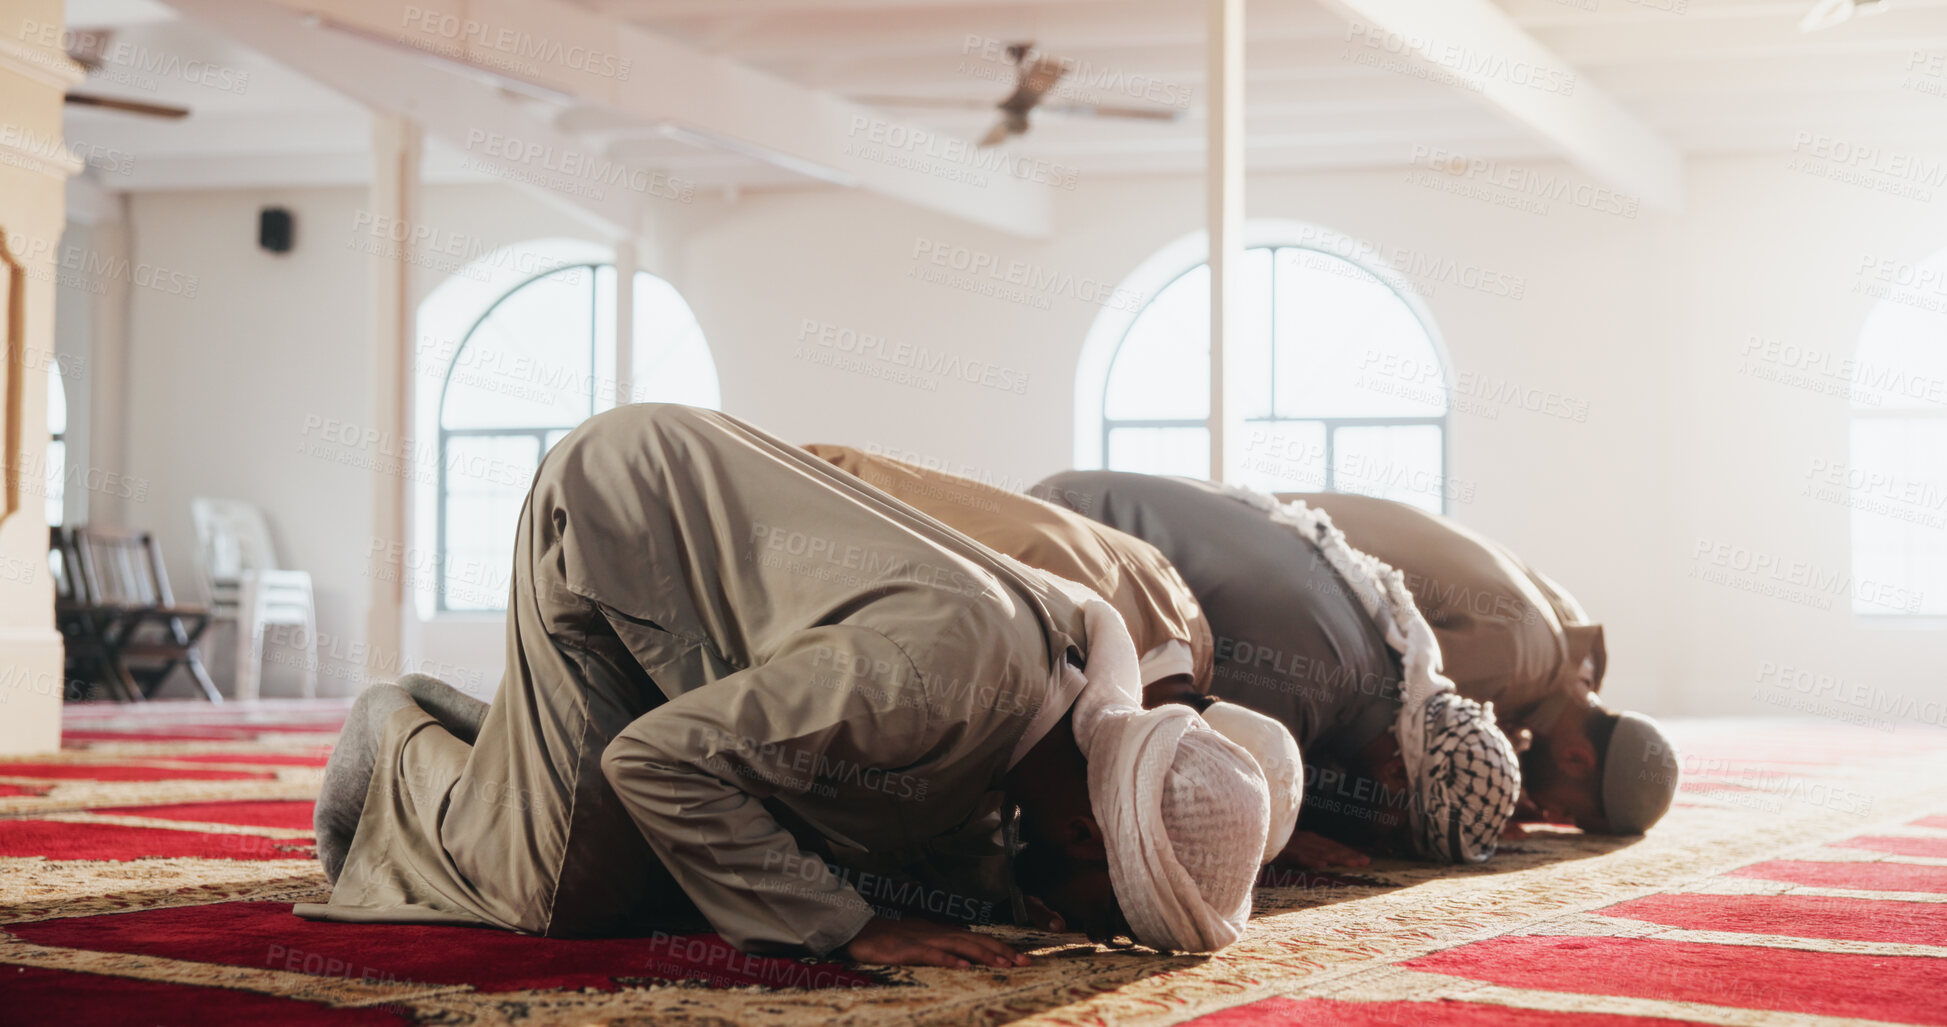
1512,795,1572,827
1274,830,1372,869
1022,895,1066,932
844,915,1030,969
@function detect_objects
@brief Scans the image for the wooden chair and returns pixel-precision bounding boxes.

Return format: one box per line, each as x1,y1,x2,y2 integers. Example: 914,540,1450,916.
51,526,104,700
53,526,223,703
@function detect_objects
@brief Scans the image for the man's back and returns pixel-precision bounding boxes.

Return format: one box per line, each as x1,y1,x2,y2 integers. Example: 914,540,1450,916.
804,444,1214,690
1289,492,1589,725
1035,471,1399,763
542,407,1073,703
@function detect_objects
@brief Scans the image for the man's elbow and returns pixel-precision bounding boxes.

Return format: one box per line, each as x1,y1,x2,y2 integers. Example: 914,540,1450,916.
600,731,661,793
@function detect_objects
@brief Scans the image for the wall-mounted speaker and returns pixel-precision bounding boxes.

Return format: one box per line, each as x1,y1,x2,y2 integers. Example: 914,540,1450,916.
259,207,294,254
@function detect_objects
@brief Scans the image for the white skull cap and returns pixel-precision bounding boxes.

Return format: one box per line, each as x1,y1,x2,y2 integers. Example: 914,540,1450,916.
1201,701,1303,864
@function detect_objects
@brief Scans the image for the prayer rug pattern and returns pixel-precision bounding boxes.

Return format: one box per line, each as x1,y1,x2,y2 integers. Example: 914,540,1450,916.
3,704,1944,1025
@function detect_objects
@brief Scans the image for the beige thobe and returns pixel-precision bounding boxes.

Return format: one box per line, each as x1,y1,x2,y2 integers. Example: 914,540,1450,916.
804,445,1214,691
297,405,1091,955
1286,492,1606,730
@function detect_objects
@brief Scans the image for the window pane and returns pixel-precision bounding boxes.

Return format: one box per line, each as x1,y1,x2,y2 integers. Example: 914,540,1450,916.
431,260,721,616
1236,420,1328,493
1332,424,1445,514
442,434,541,611
1273,248,1447,419
1092,233,1448,520
441,265,595,430
1104,266,1210,420
1107,426,1209,478
632,271,722,407
1852,250,1947,412
1236,247,1274,419
45,438,64,528
593,265,618,412
47,365,66,436
1850,416,1947,616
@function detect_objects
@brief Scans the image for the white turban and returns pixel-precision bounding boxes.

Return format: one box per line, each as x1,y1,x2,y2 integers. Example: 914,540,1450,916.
1218,486,1520,864
1056,581,1273,953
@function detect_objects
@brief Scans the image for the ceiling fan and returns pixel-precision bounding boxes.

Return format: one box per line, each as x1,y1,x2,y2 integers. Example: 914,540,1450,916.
62,28,190,119
854,42,1178,147
1800,0,1895,31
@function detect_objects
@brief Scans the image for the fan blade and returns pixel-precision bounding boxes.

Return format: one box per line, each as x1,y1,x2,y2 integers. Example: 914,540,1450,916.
1039,103,1181,121
65,28,110,71
1000,55,1068,114
849,95,1002,111
65,93,190,119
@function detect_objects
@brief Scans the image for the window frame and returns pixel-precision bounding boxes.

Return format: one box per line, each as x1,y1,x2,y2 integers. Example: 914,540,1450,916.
420,246,720,619
46,359,67,528
433,261,604,613
1080,222,1453,511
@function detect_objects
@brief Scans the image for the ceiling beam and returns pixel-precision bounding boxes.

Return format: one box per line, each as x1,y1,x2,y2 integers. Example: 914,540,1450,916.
650,2,1343,64
1315,0,1684,210
164,0,1052,237
156,0,651,235
595,0,1132,17
495,0,1051,236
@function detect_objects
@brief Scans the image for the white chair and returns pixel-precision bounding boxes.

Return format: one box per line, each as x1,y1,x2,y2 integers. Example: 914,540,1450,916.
190,498,320,700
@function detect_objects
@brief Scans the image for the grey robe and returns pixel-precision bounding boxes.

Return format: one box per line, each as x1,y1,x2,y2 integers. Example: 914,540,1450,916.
1034,472,1400,766
298,405,1091,955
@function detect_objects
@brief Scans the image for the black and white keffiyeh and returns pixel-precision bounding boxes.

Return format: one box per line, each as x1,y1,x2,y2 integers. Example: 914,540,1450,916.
1218,485,1520,864
1412,690,1520,862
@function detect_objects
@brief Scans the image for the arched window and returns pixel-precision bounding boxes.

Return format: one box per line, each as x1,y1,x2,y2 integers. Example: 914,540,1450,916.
1078,223,1450,512
1850,254,1947,617
422,245,719,614
46,361,66,528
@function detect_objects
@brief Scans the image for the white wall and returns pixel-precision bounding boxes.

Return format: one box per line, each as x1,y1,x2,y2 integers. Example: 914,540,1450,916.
121,186,377,696
99,153,1947,724
1663,155,1947,724
112,182,631,697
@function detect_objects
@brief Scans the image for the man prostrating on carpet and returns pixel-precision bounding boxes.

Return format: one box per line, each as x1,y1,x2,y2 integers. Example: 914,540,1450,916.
1289,491,1678,837
1036,471,1522,869
300,405,1286,967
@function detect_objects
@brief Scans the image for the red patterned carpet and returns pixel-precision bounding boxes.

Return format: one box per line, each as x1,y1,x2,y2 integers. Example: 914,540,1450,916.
3,703,1946,1025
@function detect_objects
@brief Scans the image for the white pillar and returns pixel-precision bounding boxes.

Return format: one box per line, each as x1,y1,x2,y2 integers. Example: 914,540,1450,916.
1207,0,1245,483
0,0,83,751
365,114,421,679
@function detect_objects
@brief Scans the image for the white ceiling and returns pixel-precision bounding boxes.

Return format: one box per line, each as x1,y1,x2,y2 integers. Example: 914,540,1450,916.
607,0,1947,166
55,0,1947,201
